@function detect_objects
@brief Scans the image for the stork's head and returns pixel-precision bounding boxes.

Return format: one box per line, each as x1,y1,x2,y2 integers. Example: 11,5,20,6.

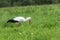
26,17,32,24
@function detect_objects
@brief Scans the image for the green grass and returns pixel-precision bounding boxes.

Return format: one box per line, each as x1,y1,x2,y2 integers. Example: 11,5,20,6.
0,4,60,40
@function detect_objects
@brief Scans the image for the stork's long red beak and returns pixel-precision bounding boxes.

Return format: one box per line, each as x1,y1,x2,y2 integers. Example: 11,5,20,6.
29,20,32,24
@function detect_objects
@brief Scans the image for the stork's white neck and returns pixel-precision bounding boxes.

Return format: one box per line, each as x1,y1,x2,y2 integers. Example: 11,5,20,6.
25,17,31,21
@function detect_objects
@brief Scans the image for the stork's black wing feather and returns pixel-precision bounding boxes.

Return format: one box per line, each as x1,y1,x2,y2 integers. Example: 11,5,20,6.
7,19,19,23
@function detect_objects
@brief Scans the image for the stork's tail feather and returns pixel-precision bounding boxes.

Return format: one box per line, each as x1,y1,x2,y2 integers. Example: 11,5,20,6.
7,20,10,23
7,19,13,23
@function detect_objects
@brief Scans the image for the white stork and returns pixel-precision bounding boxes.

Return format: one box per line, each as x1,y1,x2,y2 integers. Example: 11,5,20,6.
7,16,31,26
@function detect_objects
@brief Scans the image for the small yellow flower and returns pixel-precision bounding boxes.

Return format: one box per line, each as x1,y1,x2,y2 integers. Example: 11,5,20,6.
31,33,34,35
19,33,22,35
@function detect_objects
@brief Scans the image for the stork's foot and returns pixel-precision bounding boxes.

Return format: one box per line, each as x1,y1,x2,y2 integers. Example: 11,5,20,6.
16,23,21,27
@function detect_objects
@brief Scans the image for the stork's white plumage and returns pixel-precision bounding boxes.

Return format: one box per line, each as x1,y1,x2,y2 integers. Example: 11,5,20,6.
7,16,31,24
13,16,26,22
13,16,31,22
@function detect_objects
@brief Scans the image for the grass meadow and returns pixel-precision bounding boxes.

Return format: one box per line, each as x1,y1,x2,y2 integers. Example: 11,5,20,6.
0,4,60,40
